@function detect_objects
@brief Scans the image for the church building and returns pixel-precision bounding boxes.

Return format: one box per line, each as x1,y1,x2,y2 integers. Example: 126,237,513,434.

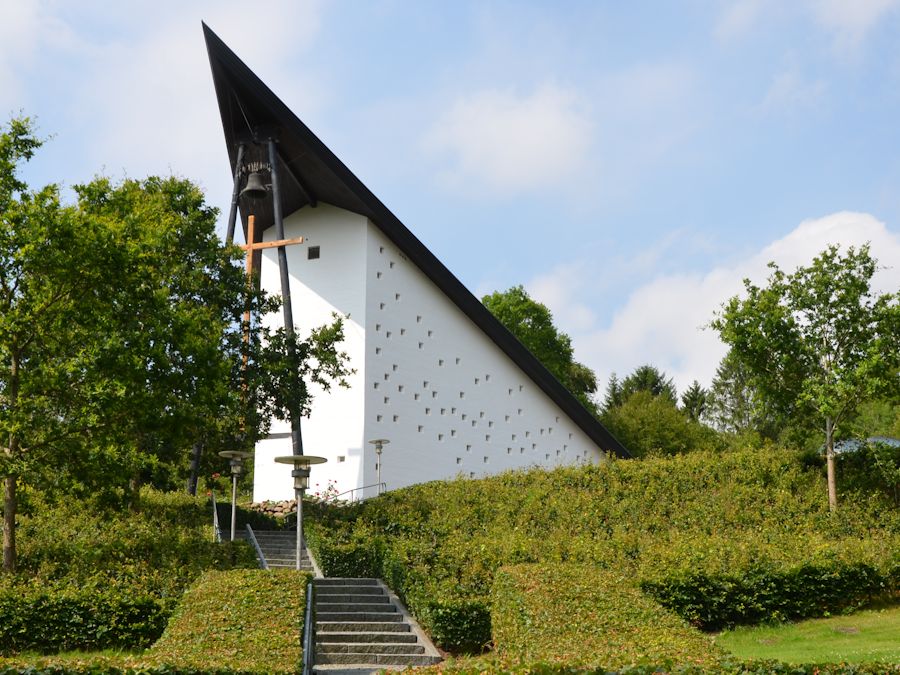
204,26,629,503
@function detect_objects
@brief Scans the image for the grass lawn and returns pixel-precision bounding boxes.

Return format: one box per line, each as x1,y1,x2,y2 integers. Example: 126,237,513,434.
717,604,900,664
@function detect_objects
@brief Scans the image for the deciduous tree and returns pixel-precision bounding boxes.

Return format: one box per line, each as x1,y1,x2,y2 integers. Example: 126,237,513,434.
483,286,598,414
712,244,900,511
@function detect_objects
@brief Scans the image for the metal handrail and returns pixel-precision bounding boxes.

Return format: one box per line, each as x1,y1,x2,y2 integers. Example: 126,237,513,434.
321,482,386,503
245,524,269,570
302,580,314,675
211,491,222,543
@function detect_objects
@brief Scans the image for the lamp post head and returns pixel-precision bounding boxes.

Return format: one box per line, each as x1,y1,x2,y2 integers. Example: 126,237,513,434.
368,438,390,455
218,450,251,476
274,455,327,491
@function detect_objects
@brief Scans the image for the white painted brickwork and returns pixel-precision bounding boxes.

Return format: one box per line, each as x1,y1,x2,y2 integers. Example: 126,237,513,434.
253,203,604,502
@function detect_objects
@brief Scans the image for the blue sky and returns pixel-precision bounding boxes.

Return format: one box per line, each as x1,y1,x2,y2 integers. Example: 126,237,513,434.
3,0,899,395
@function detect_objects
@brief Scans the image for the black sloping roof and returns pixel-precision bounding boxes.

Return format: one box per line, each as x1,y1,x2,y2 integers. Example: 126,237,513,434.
203,23,630,459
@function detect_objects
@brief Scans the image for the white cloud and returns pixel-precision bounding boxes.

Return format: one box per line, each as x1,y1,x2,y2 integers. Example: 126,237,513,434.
423,84,593,195
755,67,827,114
713,0,771,41
527,212,900,395
808,0,900,52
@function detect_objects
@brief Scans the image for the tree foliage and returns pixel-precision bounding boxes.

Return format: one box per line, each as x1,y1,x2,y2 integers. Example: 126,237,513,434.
0,117,352,569
680,380,708,421
712,244,900,510
603,364,678,413
483,285,598,413
601,390,722,458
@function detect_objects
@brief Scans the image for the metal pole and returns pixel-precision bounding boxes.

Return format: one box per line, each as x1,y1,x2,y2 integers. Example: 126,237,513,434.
377,449,382,496
294,488,303,570
230,474,238,542
225,143,246,244
268,138,304,457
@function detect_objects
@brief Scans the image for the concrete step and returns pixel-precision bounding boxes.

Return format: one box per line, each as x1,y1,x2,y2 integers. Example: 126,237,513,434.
317,611,403,623
315,653,440,667
314,594,389,604
317,621,410,633
316,632,417,644
317,643,424,655
315,578,379,586
316,602,395,613
316,586,384,597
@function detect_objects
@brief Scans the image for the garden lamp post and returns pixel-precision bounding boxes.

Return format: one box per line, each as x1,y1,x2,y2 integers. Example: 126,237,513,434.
218,449,251,541
274,455,327,570
368,439,390,495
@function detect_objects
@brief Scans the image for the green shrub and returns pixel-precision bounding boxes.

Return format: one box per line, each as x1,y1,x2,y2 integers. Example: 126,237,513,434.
642,561,889,631
491,564,723,669
149,569,310,674
0,579,170,654
308,447,900,653
1,489,257,655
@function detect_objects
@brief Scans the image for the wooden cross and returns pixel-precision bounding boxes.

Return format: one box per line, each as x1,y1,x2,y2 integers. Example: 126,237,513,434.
238,214,305,279
238,214,305,372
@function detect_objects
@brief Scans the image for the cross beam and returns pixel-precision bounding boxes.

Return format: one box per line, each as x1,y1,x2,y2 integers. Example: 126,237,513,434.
239,214,305,279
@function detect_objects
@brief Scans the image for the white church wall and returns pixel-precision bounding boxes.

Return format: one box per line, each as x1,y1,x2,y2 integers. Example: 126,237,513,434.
253,204,369,502
361,222,604,496
252,202,605,503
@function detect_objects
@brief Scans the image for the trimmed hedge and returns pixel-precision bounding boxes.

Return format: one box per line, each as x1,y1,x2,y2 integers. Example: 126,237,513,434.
149,569,310,674
641,561,890,631
414,657,900,673
492,564,722,669
0,579,170,653
306,448,900,654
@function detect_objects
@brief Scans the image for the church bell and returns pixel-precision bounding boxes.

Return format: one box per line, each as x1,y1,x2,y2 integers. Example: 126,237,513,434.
240,171,268,200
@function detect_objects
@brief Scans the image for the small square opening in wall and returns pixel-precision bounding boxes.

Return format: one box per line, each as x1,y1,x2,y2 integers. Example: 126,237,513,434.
438,433,444,441
545,453,550,460
456,457,462,465
505,415,510,422
389,261,395,268
485,434,490,442
525,431,531,438
432,391,438,398
451,407,456,414
508,388,513,395
423,380,429,388
466,444,472,452
451,429,457,437
337,455,345,463
471,420,477,427
418,342,424,349
438,359,444,366
469,472,475,478
519,385,524,392
416,315,422,323
485,374,491,382
395,293,401,301
520,447,525,454
459,391,465,399
379,246,384,253
392,364,398,372
479,411,485,418
400,328,406,335
414,393,420,401
474,378,479,385
425,408,431,415
461,414,467,421
383,396,389,404
308,246,320,260
375,347,382,355
418,425,424,432
483,456,489,464
384,373,390,381
376,271,382,279
440,408,446,415
556,449,561,456
507,447,512,454
379,302,385,310
512,434,517,441
488,421,494,428
455,357,461,365
518,408,523,415
376,323,381,331
373,382,379,390
393,415,399,422
376,414,382,422
385,331,392,338
398,385,404,393
427,330,433,337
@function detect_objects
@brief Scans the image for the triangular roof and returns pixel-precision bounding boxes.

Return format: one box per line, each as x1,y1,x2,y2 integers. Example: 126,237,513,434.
203,23,630,459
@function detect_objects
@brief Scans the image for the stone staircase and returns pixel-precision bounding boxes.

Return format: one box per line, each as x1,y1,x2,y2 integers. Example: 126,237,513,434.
234,529,315,572
313,578,442,670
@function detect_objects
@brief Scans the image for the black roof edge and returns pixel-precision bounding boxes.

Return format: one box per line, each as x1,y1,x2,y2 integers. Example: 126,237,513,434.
202,23,631,459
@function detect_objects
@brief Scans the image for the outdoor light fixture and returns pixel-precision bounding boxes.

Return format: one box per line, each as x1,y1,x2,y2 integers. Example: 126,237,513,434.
218,449,251,542
368,438,390,495
274,455,327,570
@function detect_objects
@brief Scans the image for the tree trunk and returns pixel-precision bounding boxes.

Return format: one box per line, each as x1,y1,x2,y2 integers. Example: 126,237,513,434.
825,416,838,512
187,441,203,496
3,474,16,573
